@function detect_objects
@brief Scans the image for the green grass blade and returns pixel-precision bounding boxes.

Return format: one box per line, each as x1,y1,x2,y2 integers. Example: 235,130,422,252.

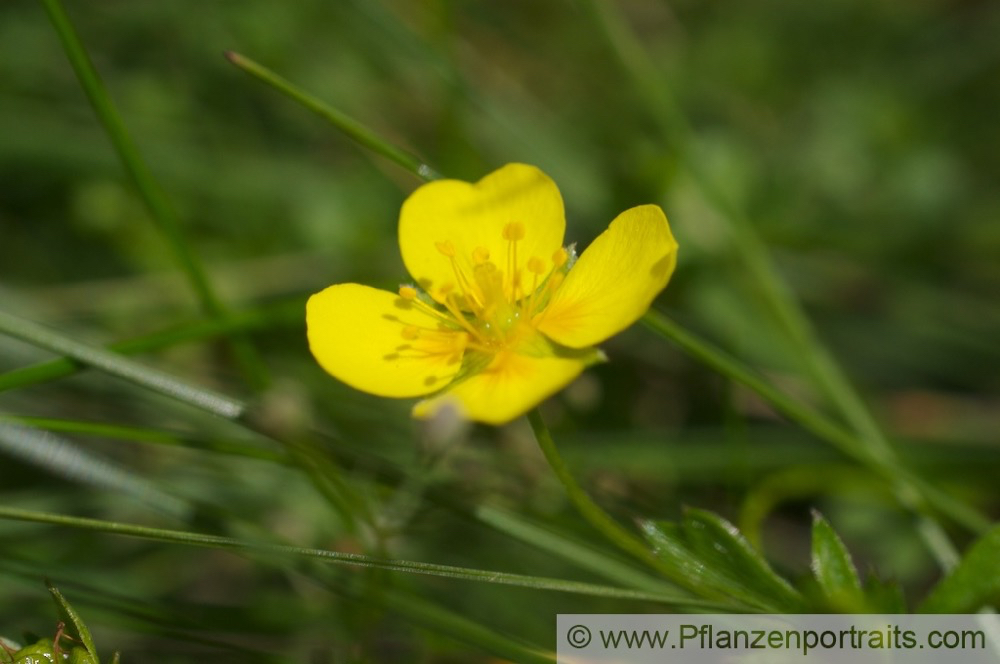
226,52,441,182
474,504,681,596
37,0,268,390
0,415,286,463
0,298,303,394
0,309,245,420
322,572,555,664
642,310,991,535
0,506,718,608
580,0,963,570
0,420,188,517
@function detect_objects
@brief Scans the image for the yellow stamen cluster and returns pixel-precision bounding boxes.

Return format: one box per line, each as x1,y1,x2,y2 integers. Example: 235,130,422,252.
397,223,570,356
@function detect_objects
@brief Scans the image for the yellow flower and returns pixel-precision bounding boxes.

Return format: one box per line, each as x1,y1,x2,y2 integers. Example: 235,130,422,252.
306,163,678,424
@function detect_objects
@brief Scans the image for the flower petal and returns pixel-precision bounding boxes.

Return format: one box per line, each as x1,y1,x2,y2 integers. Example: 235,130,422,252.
412,352,586,425
399,163,565,304
536,204,678,348
306,283,465,397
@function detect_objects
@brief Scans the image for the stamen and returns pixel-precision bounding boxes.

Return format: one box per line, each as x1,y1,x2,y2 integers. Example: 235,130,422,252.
435,240,456,257
552,247,568,268
472,246,490,264
502,222,525,241
523,256,546,317
502,222,525,302
441,292,487,343
399,285,418,300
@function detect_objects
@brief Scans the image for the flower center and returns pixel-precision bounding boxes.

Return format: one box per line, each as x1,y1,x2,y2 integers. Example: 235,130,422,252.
399,222,569,355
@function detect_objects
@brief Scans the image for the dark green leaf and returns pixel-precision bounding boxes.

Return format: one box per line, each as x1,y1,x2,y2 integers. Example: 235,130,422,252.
811,511,864,609
863,574,908,614
920,524,1000,613
641,510,802,611
682,508,803,610
47,582,99,662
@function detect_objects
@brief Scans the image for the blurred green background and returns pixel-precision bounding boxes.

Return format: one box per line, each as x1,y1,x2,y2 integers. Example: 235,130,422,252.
2,0,999,661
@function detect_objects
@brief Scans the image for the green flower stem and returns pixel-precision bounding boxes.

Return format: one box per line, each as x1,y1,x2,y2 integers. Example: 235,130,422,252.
643,310,990,535
226,52,441,183
527,409,686,583
38,0,267,390
0,505,724,609
0,309,244,420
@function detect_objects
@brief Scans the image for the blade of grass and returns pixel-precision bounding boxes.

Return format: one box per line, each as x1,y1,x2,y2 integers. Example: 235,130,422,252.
0,309,245,420
319,570,556,664
0,297,303,394
0,505,724,609
474,504,681,597
0,303,710,594
643,310,990,534
0,415,286,463
0,420,188,517
37,0,268,390
578,0,966,566
226,51,441,183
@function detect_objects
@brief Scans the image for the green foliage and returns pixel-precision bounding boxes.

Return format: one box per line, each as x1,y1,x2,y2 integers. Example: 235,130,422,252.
641,510,803,612
809,511,864,610
921,525,1000,614
1,0,998,659
0,584,108,664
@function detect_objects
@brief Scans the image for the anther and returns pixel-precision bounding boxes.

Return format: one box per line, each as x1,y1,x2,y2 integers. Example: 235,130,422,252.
502,221,525,241
552,247,568,267
527,257,545,275
399,285,418,300
435,240,456,257
472,246,490,264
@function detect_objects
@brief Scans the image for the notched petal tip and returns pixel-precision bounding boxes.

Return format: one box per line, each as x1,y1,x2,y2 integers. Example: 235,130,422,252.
398,164,567,303
537,204,677,349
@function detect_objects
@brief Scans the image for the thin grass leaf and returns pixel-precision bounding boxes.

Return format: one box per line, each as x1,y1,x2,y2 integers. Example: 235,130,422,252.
580,0,965,571
643,310,990,535
474,504,681,596
0,309,245,420
810,510,864,610
0,415,286,464
0,506,722,609
0,298,303,394
226,52,440,182
46,582,99,662
0,420,188,518
37,0,267,390
322,571,555,664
